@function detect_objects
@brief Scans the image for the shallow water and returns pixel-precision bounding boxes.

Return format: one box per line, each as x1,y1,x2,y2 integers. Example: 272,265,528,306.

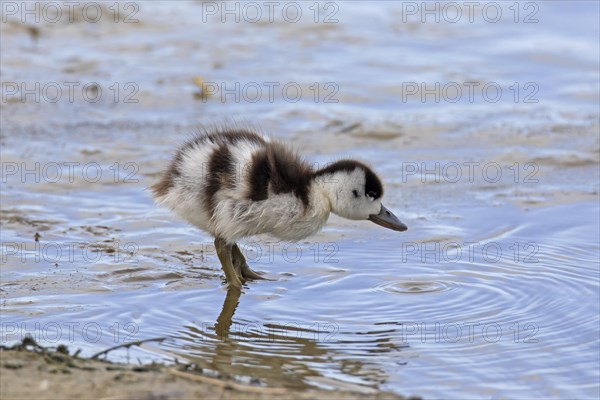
1,1,599,398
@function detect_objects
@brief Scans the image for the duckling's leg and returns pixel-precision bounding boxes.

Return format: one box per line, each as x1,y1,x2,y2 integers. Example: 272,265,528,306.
214,238,243,288
232,244,268,281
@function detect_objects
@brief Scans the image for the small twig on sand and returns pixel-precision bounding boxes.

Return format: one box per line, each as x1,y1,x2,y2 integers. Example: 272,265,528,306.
168,369,287,394
0,336,46,352
90,337,166,360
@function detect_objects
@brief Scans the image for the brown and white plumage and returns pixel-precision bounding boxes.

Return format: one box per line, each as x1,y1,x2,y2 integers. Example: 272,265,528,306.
152,128,407,288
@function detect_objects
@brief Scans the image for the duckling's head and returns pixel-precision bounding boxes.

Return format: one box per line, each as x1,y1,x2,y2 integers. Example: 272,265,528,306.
315,160,408,232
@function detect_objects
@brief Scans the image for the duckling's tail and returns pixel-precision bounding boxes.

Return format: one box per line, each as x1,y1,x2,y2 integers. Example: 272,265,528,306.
150,170,174,201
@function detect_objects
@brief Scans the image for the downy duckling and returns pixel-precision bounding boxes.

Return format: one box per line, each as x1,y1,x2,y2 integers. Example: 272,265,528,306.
151,129,407,288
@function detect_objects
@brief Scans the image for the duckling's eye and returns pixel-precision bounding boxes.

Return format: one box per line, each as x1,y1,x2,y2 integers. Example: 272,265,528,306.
367,191,376,199
352,190,359,198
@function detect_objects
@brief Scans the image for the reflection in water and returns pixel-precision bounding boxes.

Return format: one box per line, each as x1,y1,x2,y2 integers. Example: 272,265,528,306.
214,287,241,339
166,287,401,391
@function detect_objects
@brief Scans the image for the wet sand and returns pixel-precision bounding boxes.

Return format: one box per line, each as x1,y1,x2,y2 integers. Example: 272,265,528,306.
0,341,406,400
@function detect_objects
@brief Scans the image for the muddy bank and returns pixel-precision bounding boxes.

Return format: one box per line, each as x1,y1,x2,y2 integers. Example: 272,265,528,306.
0,339,410,400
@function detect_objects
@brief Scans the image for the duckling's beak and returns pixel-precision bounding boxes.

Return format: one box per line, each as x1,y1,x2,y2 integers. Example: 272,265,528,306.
368,204,408,232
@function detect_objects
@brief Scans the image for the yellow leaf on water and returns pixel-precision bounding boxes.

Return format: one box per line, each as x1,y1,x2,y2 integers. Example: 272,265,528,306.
192,76,212,100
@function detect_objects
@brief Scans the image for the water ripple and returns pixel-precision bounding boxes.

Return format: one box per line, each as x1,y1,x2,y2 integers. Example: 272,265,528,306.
374,279,457,295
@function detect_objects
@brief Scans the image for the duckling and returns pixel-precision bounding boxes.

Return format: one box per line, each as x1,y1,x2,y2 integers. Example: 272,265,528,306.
151,128,407,288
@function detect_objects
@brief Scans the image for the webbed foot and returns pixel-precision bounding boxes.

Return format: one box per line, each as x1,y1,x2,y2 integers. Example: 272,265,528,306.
232,244,271,281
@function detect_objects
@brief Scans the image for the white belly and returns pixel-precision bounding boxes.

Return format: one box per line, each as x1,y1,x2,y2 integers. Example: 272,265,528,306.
211,193,330,242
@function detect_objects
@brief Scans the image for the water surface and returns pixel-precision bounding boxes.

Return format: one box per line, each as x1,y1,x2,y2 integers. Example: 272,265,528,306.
1,2,599,398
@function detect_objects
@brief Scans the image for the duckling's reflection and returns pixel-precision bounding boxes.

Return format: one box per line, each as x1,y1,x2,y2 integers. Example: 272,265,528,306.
172,286,399,390
214,286,241,338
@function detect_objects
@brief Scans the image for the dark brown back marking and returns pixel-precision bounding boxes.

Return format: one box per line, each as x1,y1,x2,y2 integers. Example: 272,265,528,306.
248,150,271,201
151,129,265,199
205,144,235,215
266,142,312,207
201,128,267,146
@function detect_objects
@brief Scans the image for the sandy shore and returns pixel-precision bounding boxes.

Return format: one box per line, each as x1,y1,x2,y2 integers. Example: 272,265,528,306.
0,340,410,400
